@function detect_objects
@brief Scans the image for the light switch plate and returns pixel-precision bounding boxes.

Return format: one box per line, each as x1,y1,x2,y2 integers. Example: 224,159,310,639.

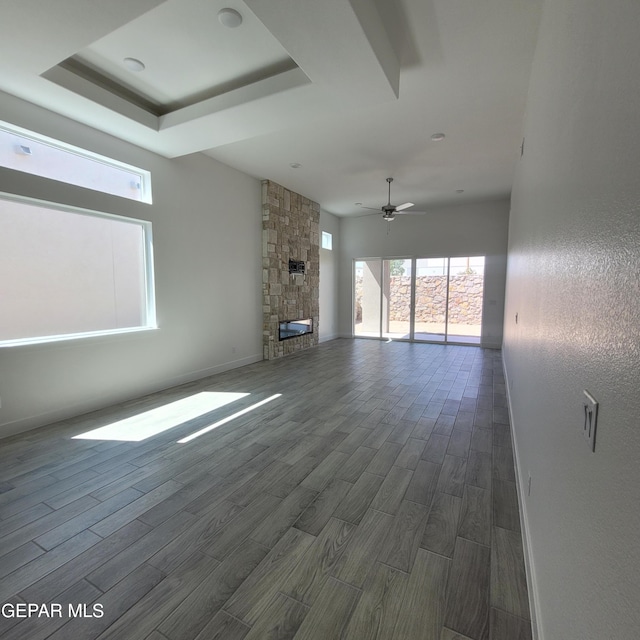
582,390,598,452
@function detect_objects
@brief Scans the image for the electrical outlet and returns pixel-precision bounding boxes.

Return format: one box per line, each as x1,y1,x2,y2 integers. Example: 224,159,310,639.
582,390,598,452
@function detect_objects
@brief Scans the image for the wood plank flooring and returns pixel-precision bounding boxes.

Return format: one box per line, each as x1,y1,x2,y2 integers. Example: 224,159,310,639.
0,339,532,640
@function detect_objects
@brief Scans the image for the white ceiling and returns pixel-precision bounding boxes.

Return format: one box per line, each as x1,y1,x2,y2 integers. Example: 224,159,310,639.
0,0,542,216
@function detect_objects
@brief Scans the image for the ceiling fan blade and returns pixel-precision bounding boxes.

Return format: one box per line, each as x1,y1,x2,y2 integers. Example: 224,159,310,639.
359,206,382,211
395,202,414,211
352,211,383,218
395,210,428,215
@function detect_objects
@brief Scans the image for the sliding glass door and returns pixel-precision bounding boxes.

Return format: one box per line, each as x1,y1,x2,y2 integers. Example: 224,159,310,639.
353,256,485,345
382,259,412,339
354,259,381,337
414,258,448,342
445,256,485,345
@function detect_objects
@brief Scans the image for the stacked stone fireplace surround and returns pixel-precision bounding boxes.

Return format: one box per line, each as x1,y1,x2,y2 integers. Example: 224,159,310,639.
262,180,320,360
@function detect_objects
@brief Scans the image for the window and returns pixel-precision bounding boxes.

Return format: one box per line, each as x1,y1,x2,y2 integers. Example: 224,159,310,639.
0,192,156,346
321,230,333,250
0,120,152,203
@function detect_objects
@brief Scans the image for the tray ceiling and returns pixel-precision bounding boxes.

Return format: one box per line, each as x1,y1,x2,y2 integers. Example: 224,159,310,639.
0,0,542,215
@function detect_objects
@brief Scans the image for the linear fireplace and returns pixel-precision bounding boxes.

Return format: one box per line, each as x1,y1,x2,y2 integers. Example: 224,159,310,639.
279,318,313,341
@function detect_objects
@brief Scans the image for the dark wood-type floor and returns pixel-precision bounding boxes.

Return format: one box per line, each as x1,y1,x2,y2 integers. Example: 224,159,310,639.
0,339,532,640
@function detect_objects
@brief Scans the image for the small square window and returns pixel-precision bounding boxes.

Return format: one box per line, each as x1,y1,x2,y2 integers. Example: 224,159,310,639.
321,231,333,250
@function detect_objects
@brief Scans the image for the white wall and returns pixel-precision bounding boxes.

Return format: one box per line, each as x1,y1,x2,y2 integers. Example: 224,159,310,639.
503,0,640,638
338,199,509,347
319,210,340,342
0,91,263,438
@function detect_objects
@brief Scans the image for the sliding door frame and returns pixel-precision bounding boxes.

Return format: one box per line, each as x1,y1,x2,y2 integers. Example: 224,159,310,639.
443,257,451,343
353,255,484,346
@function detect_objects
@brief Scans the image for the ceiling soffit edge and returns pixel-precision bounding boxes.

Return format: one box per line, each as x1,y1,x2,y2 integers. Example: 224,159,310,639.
36,0,400,156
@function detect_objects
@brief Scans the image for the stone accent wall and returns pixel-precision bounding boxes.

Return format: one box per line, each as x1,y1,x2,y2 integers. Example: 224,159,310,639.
262,180,320,359
355,274,484,324
445,275,484,324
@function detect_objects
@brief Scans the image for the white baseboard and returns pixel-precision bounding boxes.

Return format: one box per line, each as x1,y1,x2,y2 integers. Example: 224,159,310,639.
166,354,263,385
502,352,542,640
0,353,262,440
319,333,339,343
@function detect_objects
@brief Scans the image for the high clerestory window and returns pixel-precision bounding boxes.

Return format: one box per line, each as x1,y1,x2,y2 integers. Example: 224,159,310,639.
0,120,152,203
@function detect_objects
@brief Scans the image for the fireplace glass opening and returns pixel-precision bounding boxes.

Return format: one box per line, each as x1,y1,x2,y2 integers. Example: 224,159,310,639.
279,318,313,341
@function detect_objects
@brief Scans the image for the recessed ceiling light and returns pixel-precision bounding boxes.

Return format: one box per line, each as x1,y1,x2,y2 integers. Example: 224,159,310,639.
289,162,302,169
218,8,243,28
123,57,145,72
430,132,446,141
456,189,464,193
355,202,362,206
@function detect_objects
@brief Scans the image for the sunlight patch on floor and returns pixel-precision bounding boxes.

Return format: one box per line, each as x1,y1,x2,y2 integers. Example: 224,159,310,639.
72,391,249,441
178,394,282,444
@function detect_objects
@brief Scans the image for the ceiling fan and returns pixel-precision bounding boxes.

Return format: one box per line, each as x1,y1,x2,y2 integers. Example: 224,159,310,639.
359,177,426,221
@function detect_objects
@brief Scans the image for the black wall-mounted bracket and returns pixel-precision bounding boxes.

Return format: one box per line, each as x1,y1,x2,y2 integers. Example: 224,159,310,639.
289,260,305,275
